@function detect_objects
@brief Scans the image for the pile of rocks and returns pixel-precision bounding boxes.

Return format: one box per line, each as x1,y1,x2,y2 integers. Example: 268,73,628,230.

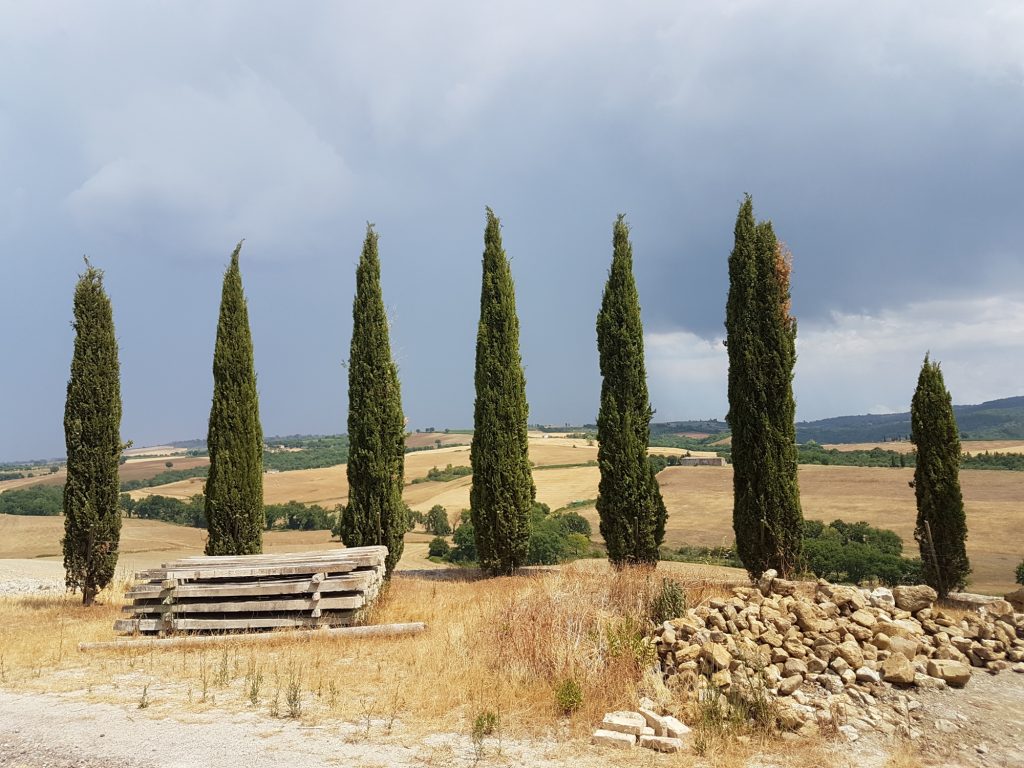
591,702,691,752
647,573,1024,740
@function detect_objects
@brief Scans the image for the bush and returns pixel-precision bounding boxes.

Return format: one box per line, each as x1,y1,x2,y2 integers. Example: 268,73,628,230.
428,537,451,559
264,500,334,531
802,519,922,586
0,485,64,516
556,511,591,537
554,678,583,715
1016,559,1024,586
650,577,687,624
448,518,478,563
134,494,206,527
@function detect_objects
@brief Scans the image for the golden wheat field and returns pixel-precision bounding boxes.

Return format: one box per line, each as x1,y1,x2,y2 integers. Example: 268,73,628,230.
823,440,1024,455
8,437,1021,594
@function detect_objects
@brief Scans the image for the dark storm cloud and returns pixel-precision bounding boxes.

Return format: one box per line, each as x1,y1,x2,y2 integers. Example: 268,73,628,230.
1,1,1022,461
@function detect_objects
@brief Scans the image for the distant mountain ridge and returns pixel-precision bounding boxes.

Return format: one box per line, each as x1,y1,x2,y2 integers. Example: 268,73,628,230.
794,396,1024,444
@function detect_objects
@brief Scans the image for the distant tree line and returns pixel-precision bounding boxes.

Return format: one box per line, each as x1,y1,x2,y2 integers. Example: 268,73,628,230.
410,464,473,484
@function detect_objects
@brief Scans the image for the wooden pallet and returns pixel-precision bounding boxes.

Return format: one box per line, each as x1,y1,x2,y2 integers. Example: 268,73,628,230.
115,546,387,636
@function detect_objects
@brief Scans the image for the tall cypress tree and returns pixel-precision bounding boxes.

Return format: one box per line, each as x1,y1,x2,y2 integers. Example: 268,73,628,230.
470,207,535,576
204,242,264,556
63,260,124,606
596,215,667,567
911,355,969,596
339,224,407,577
725,196,802,579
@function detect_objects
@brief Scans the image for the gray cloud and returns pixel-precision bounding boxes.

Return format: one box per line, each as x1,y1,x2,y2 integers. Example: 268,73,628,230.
1,1,1022,461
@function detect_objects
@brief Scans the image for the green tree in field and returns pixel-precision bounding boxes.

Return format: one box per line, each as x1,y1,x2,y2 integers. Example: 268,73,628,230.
338,224,407,576
911,354,969,596
425,504,452,536
204,242,265,556
725,196,803,579
595,215,667,567
63,260,125,605
470,208,535,575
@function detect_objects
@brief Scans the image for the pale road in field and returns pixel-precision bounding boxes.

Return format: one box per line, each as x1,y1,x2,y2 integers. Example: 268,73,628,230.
3,675,1024,768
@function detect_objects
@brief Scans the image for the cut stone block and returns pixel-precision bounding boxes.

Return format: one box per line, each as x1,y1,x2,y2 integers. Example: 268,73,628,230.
600,711,646,736
592,729,636,749
639,735,686,753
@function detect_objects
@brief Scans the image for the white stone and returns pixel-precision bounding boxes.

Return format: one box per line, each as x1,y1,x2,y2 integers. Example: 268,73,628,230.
601,711,646,736
855,666,881,684
662,715,691,740
592,729,635,749
639,735,686,753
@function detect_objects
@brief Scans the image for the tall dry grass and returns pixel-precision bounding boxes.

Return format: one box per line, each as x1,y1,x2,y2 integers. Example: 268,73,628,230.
0,565,715,737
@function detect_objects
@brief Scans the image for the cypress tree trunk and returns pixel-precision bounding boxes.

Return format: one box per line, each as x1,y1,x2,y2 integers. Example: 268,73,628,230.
63,261,124,606
470,208,535,576
204,242,264,556
725,196,803,579
596,215,667,567
340,224,407,577
911,355,969,596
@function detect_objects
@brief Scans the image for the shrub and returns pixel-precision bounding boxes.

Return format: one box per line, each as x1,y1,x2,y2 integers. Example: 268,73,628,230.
448,518,478,563
556,511,591,537
649,577,686,624
554,678,583,715
428,537,451,559
0,485,64,516
1016,559,1024,586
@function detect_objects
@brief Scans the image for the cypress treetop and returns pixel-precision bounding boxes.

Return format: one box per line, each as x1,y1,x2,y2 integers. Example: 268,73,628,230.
595,214,666,567
204,242,264,556
470,207,535,576
911,354,969,596
63,259,124,605
340,224,407,577
725,195,803,579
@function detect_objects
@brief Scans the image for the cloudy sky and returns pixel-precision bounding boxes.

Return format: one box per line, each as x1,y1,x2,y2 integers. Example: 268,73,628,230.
2,1,1022,462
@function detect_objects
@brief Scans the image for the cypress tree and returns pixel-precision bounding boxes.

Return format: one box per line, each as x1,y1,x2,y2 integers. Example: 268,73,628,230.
725,196,803,579
204,242,264,556
596,215,667,567
911,355,969,596
470,207,535,576
62,260,124,606
339,224,407,577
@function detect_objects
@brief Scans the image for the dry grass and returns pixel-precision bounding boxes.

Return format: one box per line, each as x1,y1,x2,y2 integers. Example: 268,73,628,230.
0,565,719,739
618,464,1022,595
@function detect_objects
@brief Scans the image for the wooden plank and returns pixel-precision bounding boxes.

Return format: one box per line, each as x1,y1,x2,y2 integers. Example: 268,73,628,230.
124,595,363,615
82,622,427,651
138,554,385,579
159,547,387,567
114,618,165,633
168,615,357,631
126,573,374,599
138,562,364,581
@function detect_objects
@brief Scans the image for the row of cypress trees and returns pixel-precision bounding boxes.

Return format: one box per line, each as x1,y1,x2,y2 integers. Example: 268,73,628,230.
60,200,972,602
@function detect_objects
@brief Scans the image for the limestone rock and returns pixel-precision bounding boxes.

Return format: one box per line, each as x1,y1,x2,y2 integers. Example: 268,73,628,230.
638,708,666,736
592,729,635,749
757,569,778,596
893,585,937,613
778,674,803,696
702,643,732,670
639,735,686,753
926,659,971,688
869,587,896,610
662,715,691,739
881,653,916,685
1005,586,1024,611
856,666,881,684
601,711,646,736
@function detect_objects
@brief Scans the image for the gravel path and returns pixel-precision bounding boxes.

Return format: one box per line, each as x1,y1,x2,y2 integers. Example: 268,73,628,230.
0,690,576,768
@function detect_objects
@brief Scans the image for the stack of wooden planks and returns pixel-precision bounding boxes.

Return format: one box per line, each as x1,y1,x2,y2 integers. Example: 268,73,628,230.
115,546,387,635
